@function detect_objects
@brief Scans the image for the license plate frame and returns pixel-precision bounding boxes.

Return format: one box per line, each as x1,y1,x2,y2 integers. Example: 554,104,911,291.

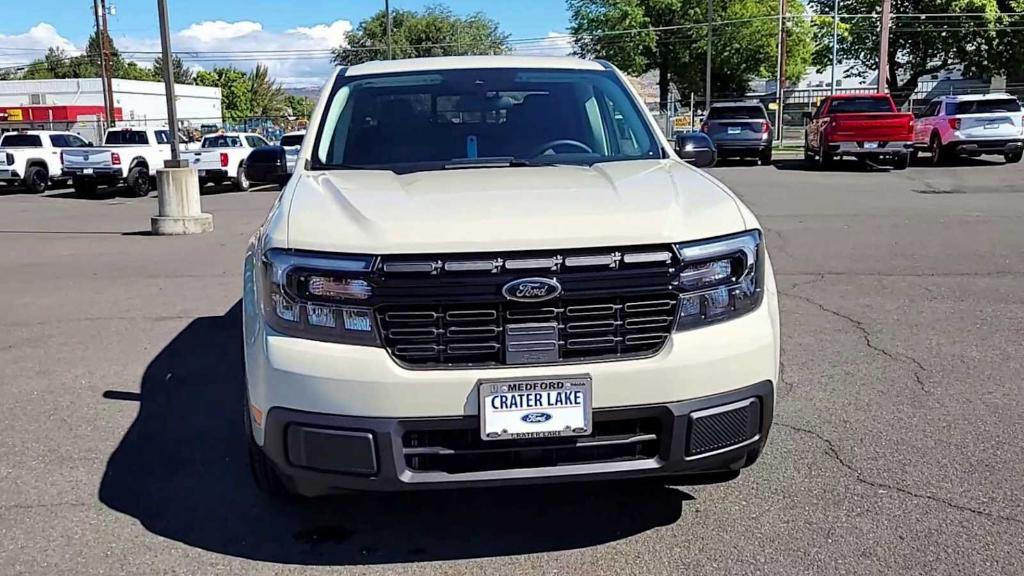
985,123,999,130
863,141,879,149
478,375,592,441
82,168,94,175
727,126,742,134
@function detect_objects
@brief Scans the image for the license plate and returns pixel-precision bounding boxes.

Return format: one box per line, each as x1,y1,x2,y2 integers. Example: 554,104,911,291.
83,168,94,175
478,376,592,441
728,127,741,134
864,141,879,149
985,123,999,129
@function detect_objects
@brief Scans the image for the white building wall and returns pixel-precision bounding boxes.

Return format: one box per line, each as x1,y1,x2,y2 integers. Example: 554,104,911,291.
0,78,222,128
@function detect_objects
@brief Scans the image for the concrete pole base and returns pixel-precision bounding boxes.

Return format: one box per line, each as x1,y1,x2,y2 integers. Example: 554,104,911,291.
151,165,213,235
151,213,214,235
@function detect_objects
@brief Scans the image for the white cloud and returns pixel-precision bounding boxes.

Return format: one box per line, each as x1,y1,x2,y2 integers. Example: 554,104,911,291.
0,22,78,68
514,32,575,57
1,19,351,87
179,20,263,41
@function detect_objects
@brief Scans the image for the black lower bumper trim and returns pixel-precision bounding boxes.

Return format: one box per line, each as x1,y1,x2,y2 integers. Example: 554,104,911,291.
257,380,775,495
951,140,1024,155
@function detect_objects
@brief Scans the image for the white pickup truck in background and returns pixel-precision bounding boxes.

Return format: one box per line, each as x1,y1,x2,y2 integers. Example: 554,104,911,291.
0,131,91,193
188,132,270,191
279,130,306,174
62,127,173,197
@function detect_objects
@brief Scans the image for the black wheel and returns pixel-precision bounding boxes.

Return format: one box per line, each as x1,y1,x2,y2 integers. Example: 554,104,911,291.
23,166,48,194
929,134,948,166
1005,150,1023,164
892,153,910,171
244,399,291,499
235,162,251,191
72,178,98,197
126,166,151,197
758,148,773,166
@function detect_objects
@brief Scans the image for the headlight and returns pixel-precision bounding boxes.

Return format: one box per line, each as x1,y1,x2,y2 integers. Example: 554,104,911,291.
672,230,763,331
260,249,381,345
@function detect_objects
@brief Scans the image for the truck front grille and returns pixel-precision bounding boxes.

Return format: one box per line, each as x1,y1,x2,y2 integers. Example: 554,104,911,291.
378,294,677,368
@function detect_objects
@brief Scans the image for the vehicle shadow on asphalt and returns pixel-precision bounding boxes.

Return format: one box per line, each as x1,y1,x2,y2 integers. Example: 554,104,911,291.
98,302,690,565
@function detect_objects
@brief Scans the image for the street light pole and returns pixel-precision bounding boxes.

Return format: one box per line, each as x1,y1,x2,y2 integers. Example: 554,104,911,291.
705,0,712,112
157,0,181,163
775,0,787,142
831,0,839,95
92,0,113,129
385,0,393,60
878,0,891,93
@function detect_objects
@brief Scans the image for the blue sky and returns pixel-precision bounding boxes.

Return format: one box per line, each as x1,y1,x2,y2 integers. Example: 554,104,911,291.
0,0,573,86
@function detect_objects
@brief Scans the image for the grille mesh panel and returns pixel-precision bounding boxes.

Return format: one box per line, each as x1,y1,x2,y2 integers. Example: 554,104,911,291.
687,400,760,457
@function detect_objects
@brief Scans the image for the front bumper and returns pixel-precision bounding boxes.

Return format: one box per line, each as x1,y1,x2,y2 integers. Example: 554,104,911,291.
828,141,912,157
948,139,1024,155
198,169,230,179
259,380,773,495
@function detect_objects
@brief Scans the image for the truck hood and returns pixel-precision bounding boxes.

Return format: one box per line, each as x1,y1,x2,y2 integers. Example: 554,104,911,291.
281,159,748,254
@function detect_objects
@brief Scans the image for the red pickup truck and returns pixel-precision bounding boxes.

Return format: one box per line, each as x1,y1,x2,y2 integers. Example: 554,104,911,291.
804,93,914,170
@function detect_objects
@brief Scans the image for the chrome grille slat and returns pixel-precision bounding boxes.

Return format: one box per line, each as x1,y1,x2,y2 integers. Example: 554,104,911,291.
388,328,441,339
624,333,669,346
566,336,620,349
565,320,618,333
506,308,558,319
447,326,501,338
447,343,501,354
385,311,439,322
565,304,618,316
623,300,675,313
446,310,497,321
623,317,673,329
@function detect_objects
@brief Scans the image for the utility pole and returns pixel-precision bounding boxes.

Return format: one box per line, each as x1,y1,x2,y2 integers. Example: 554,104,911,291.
878,0,891,93
99,0,116,127
705,0,712,112
774,0,787,142
831,0,839,95
92,0,113,129
157,0,181,163
385,0,393,60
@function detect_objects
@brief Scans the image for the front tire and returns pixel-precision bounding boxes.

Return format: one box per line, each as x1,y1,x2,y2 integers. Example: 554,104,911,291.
23,166,48,194
892,153,910,171
244,400,291,499
126,166,152,197
1005,150,1023,164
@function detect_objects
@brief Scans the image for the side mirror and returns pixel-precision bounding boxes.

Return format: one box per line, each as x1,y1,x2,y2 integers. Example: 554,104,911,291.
674,133,716,168
245,146,290,186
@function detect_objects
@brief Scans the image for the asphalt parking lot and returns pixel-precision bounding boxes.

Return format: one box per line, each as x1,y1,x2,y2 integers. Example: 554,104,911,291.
1,157,1022,575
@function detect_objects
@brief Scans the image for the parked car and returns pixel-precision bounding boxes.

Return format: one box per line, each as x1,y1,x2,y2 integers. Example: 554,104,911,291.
188,132,270,191
0,130,90,193
240,55,779,497
912,94,1023,165
279,130,306,173
62,127,173,196
804,93,914,169
700,102,773,164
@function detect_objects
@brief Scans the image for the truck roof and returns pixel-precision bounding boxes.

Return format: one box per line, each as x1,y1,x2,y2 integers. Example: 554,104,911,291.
827,93,890,100
2,130,74,136
344,55,606,77
936,93,1019,101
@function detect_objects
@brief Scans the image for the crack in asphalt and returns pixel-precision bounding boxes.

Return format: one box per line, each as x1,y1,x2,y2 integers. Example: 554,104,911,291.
781,290,930,394
776,422,1024,527
0,502,90,511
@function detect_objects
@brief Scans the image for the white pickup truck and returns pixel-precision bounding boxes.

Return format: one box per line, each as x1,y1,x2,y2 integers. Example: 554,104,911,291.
62,127,173,197
188,132,270,191
0,131,90,193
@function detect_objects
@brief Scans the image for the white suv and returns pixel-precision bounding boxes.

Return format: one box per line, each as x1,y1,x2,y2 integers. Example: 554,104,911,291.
912,94,1024,164
242,56,780,496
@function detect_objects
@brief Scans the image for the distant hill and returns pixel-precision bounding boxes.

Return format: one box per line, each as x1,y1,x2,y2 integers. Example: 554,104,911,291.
285,86,322,99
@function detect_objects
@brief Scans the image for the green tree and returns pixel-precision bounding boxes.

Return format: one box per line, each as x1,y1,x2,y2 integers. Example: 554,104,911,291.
808,0,1022,104
285,94,315,119
248,63,288,117
152,55,194,85
569,0,812,109
332,4,509,65
196,67,252,122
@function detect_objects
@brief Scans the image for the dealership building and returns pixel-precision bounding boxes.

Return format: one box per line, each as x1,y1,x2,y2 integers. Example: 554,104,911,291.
0,78,222,143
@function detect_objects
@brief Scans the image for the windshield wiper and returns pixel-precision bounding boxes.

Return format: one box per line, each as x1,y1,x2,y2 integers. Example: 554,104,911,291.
442,157,575,169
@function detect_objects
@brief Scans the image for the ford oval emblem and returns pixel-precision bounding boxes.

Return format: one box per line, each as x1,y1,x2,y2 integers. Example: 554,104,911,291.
521,412,553,424
502,277,562,302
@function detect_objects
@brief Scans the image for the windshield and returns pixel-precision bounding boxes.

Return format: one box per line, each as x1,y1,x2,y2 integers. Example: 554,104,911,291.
947,98,1022,115
707,106,767,120
829,98,895,114
313,68,662,173
1,134,43,147
280,134,305,147
202,135,242,148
